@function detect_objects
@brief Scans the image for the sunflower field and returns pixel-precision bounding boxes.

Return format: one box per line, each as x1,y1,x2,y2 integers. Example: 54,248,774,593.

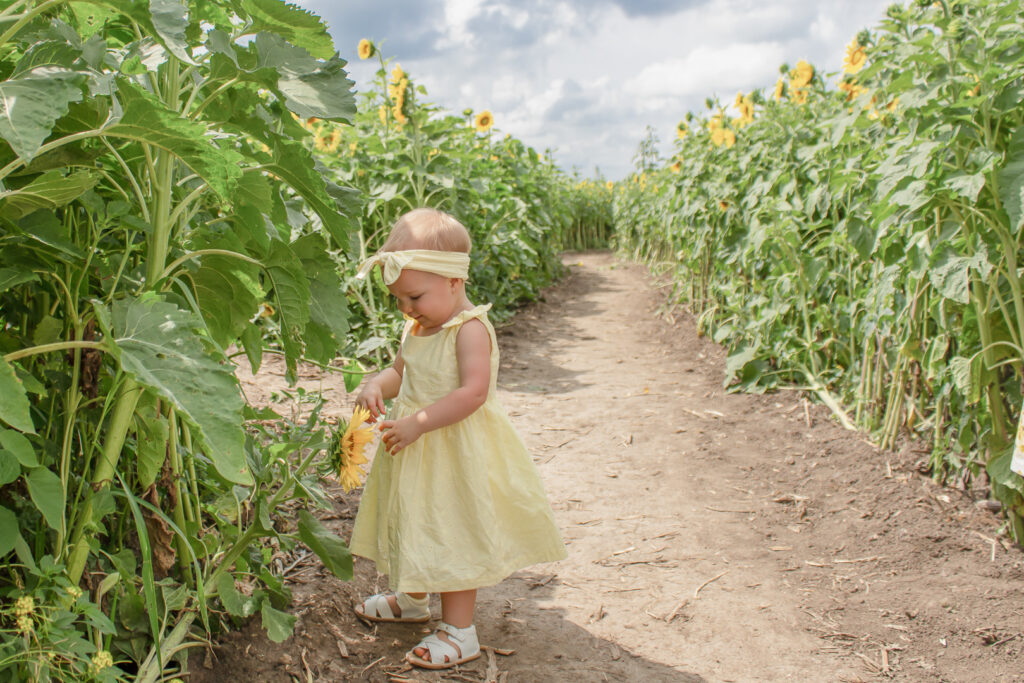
614,0,1024,537
0,2,608,680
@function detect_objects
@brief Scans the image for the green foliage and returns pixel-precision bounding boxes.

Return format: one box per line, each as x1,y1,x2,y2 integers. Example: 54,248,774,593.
0,7,600,682
614,0,1024,536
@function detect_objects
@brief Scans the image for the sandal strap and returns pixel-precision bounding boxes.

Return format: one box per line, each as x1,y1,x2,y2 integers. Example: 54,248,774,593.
395,592,429,614
420,632,462,664
361,593,395,619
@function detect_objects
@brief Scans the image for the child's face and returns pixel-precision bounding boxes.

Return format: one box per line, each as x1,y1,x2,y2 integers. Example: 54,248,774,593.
386,268,460,331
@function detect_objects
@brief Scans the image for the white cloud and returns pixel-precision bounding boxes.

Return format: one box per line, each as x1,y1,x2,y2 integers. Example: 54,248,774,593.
437,0,485,48
298,0,896,179
625,42,786,100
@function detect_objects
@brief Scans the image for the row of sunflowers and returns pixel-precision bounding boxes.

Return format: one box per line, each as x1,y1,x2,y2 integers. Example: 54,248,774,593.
614,0,1024,538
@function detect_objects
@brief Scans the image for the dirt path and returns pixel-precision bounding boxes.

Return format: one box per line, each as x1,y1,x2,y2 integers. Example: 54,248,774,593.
196,252,1024,682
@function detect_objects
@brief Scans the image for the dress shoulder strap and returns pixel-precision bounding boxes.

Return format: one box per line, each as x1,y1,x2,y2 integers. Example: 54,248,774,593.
441,304,493,329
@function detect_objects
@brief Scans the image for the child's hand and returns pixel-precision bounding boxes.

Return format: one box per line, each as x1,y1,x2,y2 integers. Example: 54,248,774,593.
355,385,386,423
379,416,423,454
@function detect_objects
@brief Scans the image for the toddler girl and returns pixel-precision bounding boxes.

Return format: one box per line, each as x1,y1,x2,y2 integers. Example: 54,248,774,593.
349,208,566,669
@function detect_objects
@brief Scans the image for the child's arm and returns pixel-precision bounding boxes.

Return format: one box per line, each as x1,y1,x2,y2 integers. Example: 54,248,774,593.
379,319,490,454
355,350,405,423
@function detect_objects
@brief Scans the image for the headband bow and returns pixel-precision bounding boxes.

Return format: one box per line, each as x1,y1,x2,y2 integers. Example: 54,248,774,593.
355,249,471,285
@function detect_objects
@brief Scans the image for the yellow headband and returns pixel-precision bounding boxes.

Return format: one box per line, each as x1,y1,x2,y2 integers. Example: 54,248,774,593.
355,249,471,285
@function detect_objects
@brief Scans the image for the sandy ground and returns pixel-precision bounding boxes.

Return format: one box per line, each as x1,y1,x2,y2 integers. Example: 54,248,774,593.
194,251,1024,682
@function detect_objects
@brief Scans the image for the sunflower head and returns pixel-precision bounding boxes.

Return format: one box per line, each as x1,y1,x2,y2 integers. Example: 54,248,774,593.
843,39,867,75
773,77,785,101
677,121,688,139
358,39,374,60
330,407,374,492
474,110,494,132
670,161,681,173
790,60,815,89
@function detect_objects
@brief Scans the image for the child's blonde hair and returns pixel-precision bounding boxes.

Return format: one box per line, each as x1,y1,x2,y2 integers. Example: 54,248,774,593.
382,208,472,254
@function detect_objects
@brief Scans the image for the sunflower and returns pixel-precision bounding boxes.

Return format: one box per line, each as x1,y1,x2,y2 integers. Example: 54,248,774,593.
790,60,814,89
734,91,744,108
791,87,808,105
331,407,374,492
378,105,387,125
843,39,867,75
606,181,614,190
773,77,785,101
737,95,754,125
474,110,494,132
390,64,404,84
838,80,867,101
677,121,688,139
358,39,374,60
670,161,681,173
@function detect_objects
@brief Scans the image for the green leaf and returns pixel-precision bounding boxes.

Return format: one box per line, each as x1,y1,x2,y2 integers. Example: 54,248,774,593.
264,241,310,381
148,0,193,64
997,125,1024,232
69,2,118,39
215,573,257,617
103,81,243,199
297,510,352,581
725,341,758,383
0,506,21,557
0,359,35,433
943,172,985,203
261,140,350,245
240,323,264,374
293,234,349,340
0,429,38,468
987,448,1024,497
26,467,64,532
0,450,19,486
186,238,263,347
252,33,355,122
133,396,169,489
950,355,981,405
241,0,335,59
94,293,252,485
0,267,38,294
0,67,86,161
342,361,362,393
260,602,297,643
929,247,971,304
0,170,100,220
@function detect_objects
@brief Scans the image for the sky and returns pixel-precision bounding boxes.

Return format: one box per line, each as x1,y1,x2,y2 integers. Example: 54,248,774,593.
296,0,895,180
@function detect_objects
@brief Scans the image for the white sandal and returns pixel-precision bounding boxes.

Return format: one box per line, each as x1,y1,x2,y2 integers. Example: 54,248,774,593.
406,622,481,670
354,592,431,623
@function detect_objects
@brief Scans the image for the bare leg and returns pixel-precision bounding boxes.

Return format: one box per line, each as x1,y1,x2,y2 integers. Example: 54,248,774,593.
413,589,477,662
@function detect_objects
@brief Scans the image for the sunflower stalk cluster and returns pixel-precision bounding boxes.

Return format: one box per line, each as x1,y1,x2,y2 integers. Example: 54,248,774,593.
615,0,1024,538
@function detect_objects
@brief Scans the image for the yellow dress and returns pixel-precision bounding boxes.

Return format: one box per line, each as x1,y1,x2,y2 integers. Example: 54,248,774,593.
349,304,567,593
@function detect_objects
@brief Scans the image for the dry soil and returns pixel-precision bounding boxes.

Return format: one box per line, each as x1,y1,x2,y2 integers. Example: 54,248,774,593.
193,251,1024,683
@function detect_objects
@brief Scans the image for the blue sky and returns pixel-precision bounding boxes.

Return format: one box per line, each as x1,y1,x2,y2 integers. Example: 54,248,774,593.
296,0,895,179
